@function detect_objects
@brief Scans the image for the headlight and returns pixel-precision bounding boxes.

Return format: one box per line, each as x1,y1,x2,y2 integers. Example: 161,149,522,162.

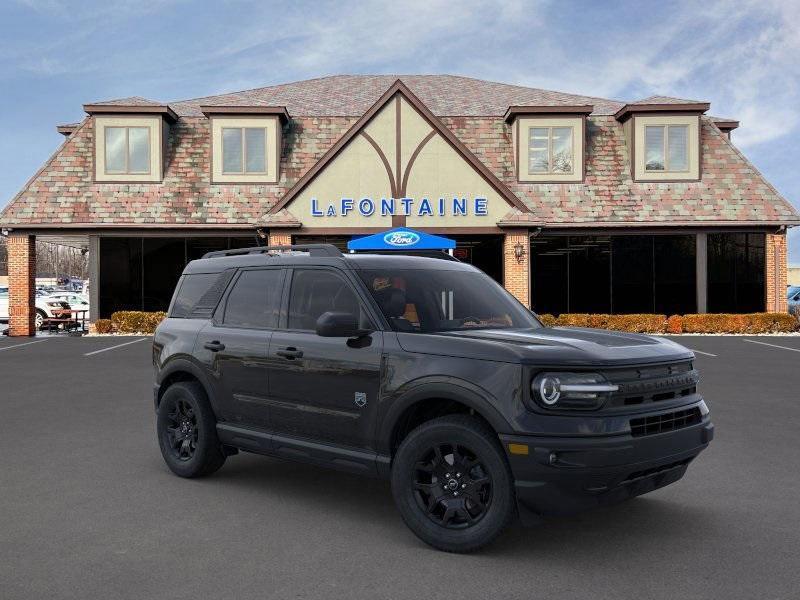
531,372,618,410
46,301,61,307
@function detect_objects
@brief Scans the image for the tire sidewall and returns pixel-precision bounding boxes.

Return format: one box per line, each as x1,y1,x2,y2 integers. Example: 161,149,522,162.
157,382,223,478
391,416,515,552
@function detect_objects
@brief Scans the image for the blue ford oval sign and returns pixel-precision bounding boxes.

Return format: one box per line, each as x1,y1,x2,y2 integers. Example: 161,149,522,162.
384,231,420,247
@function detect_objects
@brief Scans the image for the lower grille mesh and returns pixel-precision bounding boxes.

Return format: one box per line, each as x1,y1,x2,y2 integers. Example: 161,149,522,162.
629,407,702,437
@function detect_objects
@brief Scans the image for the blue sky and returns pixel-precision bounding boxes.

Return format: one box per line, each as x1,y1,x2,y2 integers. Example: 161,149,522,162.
1,0,798,259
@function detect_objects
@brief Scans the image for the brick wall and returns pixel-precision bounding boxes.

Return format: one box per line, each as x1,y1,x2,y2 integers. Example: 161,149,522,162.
268,230,293,247
7,234,36,336
765,232,788,313
502,229,530,308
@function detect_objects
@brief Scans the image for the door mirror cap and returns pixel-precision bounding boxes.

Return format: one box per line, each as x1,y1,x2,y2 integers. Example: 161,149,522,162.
315,311,371,338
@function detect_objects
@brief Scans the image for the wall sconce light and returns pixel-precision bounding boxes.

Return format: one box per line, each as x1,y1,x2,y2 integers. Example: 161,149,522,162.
514,241,526,263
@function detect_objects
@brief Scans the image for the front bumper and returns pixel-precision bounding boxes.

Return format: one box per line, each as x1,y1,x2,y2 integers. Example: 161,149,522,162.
500,413,713,519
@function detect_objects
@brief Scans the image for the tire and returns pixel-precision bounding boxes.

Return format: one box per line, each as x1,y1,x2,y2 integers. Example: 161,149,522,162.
157,381,226,478
391,414,516,553
35,309,46,330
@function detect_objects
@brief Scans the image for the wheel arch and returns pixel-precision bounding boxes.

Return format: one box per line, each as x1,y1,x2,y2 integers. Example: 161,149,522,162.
156,357,218,416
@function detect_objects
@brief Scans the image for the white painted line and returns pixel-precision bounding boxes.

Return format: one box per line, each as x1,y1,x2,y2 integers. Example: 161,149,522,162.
742,338,800,353
0,339,49,352
688,348,717,357
84,337,148,356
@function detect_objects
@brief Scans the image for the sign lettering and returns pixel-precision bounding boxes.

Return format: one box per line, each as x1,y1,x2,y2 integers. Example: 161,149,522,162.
310,197,489,218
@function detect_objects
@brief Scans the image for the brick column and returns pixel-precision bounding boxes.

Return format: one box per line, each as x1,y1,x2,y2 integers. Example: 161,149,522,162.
268,230,292,247
8,234,36,336
765,232,788,312
502,229,530,308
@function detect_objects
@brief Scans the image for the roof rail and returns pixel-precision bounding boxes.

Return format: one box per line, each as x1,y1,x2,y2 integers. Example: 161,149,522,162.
202,243,343,259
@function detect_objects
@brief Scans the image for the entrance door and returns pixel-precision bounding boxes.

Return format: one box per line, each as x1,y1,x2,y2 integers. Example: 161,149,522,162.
267,267,383,451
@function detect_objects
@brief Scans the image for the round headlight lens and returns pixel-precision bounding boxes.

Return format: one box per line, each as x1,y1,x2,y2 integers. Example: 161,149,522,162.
537,375,561,405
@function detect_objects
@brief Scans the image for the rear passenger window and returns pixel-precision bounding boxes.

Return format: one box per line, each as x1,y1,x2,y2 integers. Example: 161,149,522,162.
287,269,370,330
223,269,282,328
171,273,223,318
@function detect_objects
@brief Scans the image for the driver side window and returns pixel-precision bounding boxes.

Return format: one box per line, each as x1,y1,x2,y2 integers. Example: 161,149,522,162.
287,269,370,331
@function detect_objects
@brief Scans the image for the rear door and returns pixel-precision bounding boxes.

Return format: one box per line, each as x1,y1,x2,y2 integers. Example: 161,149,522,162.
197,267,285,430
267,267,383,451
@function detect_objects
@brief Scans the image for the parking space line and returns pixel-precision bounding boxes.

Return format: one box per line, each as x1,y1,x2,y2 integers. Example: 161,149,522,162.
84,338,148,356
0,339,49,352
688,348,717,357
742,338,800,353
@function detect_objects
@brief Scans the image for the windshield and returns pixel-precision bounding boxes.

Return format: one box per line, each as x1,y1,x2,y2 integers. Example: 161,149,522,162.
357,268,540,333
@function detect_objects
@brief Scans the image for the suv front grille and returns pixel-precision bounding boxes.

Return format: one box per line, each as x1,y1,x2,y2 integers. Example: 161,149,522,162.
629,407,702,437
605,361,699,408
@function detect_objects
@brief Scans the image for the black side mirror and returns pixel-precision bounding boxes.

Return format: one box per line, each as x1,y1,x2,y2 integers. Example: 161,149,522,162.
315,311,371,338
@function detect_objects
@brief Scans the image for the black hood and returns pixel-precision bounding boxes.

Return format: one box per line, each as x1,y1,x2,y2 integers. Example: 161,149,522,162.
396,326,694,367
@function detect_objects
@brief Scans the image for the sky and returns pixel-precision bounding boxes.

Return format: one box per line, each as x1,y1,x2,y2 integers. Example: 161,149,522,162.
1,0,798,260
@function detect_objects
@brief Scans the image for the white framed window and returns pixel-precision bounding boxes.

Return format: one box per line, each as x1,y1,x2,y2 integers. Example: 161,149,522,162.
104,126,151,175
644,124,689,172
221,127,268,174
528,126,574,175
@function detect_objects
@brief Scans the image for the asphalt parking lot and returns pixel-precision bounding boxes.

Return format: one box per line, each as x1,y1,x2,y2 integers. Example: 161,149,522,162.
1,334,799,599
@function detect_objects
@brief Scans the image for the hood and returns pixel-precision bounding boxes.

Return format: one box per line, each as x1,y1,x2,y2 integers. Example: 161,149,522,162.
396,326,694,366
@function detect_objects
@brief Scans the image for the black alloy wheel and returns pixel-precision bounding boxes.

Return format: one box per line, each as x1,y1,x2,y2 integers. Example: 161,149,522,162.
164,399,199,461
412,443,493,528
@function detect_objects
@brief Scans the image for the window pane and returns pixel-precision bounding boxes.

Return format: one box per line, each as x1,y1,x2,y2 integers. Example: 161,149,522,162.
654,236,696,314
551,127,573,173
222,128,243,173
143,238,185,312
568,236,611,313
528,128,549,174
529,149,548,173
708,233,765,312
611,237,654,313
245,128,266,173
531,236,569,315
667,125,688,171
99,237,142,316
224,269,282,328
128,127,150,173
645,126,665,171
171,273,219,318
104,127,127,173
288,269,364,331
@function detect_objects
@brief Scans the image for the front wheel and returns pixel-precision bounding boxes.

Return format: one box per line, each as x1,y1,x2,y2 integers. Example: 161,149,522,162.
391,415,516,552
157,381,226,478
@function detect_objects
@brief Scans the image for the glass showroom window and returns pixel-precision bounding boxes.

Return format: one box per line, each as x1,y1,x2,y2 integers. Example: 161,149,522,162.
222,127,267,174
645,125,688,171
528,127,573,174
104,126,150,174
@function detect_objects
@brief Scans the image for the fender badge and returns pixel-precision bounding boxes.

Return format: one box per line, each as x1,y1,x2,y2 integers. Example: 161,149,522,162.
354,392,367,408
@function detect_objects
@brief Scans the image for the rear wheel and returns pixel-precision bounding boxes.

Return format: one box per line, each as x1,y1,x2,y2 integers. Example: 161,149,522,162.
35,309,46,330
157,381,226,478
391,415,516,552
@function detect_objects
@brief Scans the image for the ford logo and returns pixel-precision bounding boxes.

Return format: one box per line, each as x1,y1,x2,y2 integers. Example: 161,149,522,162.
384,231,420,247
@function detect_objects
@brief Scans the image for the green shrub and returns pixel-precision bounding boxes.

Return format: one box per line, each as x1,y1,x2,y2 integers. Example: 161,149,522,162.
110,311,166,334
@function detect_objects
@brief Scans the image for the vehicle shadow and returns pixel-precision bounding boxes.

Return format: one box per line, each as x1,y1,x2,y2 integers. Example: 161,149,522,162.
186,452,720,558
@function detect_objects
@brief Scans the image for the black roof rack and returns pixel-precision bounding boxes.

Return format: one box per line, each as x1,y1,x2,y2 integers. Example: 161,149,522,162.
202,243,343,259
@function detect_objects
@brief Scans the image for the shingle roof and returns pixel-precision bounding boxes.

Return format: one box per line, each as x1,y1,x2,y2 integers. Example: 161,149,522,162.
168,74,626,117
87,96,164,107
631,95,707,105
1,75,795,229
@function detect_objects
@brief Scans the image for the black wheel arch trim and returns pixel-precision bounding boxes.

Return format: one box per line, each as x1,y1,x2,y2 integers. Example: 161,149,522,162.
156,356,220,417
377,377,513,457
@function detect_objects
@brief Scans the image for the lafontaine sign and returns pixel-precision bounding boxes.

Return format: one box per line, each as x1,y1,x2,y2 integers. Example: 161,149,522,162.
310,196,488,218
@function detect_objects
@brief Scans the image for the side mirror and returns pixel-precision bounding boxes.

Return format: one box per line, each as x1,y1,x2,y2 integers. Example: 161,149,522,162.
315,311,370,338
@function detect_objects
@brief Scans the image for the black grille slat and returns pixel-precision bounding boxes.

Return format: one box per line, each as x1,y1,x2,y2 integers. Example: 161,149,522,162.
604,361,699,408
629,407,702,437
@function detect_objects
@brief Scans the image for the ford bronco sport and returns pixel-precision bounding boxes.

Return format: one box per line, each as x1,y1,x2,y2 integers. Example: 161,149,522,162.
153,244,713,552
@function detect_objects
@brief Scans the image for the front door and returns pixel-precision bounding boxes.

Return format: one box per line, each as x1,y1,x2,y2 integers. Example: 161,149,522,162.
196,267,284,429
267,267,383,451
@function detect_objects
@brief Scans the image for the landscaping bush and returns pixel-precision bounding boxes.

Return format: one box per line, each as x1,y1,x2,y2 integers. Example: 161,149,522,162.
94,319,113,334
110,311,167,334
537,312,797,334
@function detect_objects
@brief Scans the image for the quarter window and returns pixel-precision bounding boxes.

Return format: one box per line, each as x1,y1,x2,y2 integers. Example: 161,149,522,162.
222,127,267,174
645,125,689,171
528,126,573,174
223,269,282,328
104,126,151,174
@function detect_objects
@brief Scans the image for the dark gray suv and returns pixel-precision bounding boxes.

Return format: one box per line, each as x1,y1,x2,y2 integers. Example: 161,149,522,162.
153,244,713,552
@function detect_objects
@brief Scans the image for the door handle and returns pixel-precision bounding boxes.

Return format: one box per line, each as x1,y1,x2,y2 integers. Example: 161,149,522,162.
276,347,304,360
204,340,225,352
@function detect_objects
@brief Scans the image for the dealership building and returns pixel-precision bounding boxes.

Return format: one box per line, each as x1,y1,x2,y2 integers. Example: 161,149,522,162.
1,74,797,335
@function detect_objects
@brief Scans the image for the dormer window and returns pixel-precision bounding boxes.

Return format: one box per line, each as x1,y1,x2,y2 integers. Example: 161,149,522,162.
222,127,268,174
644,124,688,172
105,126,151,174
528,126,573,174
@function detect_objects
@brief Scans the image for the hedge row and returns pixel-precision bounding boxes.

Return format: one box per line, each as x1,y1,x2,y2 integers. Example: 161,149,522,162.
538,313,798,334
109,311,167,334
